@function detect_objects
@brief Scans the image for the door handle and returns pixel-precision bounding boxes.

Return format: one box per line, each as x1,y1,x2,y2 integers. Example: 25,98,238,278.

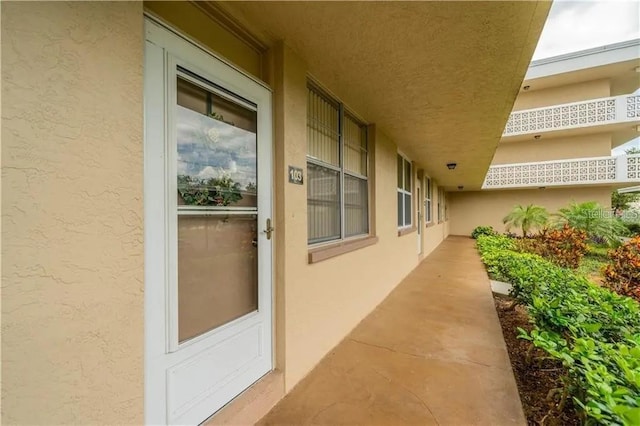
264,218,274,240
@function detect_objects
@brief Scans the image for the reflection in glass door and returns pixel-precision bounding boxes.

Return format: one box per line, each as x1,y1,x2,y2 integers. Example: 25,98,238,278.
175,74,260,343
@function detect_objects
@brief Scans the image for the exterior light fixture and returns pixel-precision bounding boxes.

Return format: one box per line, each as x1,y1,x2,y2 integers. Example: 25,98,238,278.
457,185,464,190
523,85,530,90
534,135,541,139
446,163,457,170
539,186,546,190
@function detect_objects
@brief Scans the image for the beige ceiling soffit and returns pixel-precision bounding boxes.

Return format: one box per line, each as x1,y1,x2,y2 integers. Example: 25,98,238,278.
192,1,269,54
485,1,552,178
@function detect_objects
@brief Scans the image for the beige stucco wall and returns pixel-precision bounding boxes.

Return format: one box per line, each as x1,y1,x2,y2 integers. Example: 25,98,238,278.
143,1,449,403
493,133,612,164
424,221,448,256
144,1,263,79
514,78,611,111
272,43,449,391
2,2,144,424
448,187,612,236
1,4,451,422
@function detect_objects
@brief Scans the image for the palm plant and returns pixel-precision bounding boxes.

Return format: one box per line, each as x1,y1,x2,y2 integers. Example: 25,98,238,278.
502,204,549,237
553,201,627,246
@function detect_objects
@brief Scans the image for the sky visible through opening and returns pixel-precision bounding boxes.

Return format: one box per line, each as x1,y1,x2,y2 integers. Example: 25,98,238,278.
531,0,639,154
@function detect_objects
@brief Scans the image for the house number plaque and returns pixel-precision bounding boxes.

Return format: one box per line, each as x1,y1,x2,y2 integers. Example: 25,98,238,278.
288,166,304,185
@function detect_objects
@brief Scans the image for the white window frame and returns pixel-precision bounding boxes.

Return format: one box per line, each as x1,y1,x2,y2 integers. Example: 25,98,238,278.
397,153,412,229
306,83,370,246
424,176,433,224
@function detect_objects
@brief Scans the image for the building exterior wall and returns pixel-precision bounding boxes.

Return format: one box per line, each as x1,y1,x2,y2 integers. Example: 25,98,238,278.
1,2,144,424
493,133,612,164
1,3,460,423
146,2,450,396
145,0,452,403
513,78,611,111
478,56,631,238
144,1,263,79
448,187,612,236
272,43,449,391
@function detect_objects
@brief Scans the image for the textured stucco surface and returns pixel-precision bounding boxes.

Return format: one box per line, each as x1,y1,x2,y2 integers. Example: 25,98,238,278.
223,1,551,190
448,187,612,236
493,133,612,164
2,2,144,424
513,78,611,111
144,1,263,79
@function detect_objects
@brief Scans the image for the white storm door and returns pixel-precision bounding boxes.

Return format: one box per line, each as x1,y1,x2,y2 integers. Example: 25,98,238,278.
144,19,273,426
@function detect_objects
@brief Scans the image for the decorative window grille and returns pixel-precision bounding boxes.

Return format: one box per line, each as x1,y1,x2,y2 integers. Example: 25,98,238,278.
307,84,369,244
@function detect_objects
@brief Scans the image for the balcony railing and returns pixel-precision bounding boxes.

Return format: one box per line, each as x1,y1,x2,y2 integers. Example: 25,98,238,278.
502,94,640,137
482,154,640,189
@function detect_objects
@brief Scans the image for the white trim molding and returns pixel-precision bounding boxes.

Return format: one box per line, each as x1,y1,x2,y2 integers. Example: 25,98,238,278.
619,185,640,194
526,38,640,80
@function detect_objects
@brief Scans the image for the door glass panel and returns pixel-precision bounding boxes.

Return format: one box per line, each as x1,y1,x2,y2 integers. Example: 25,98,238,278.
176,74,260,343
178,215,258,343
176,76,257,208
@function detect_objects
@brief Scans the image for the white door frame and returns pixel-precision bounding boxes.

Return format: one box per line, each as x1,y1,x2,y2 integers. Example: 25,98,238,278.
144,17,273,425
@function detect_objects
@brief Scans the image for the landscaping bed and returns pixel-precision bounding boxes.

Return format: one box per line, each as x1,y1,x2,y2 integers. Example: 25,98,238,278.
494,294,580,425
477,234,640,425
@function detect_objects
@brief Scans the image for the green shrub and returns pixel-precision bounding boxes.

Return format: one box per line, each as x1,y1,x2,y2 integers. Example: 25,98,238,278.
554,201,628,246
477,234,640,425
471,225,497,239
626,222,640,236
586,244,610,260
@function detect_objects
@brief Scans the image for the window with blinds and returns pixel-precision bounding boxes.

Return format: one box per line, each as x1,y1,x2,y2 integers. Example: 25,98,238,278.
425,177,433,224
307,84,369,245
397,154,412,228
438,187,446,223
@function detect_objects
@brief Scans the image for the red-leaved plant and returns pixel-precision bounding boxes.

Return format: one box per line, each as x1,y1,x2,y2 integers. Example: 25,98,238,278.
602,236,640,301
516,225,588,269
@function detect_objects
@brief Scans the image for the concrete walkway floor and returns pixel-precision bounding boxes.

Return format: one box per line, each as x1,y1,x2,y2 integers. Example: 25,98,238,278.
258,236,525,426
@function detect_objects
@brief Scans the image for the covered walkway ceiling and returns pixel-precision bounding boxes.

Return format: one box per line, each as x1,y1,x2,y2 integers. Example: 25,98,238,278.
220,1,551,190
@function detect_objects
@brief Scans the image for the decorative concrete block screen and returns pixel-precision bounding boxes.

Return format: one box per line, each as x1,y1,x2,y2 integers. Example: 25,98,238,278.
628,155,639,181
503,94,640,137
481,155,640,189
